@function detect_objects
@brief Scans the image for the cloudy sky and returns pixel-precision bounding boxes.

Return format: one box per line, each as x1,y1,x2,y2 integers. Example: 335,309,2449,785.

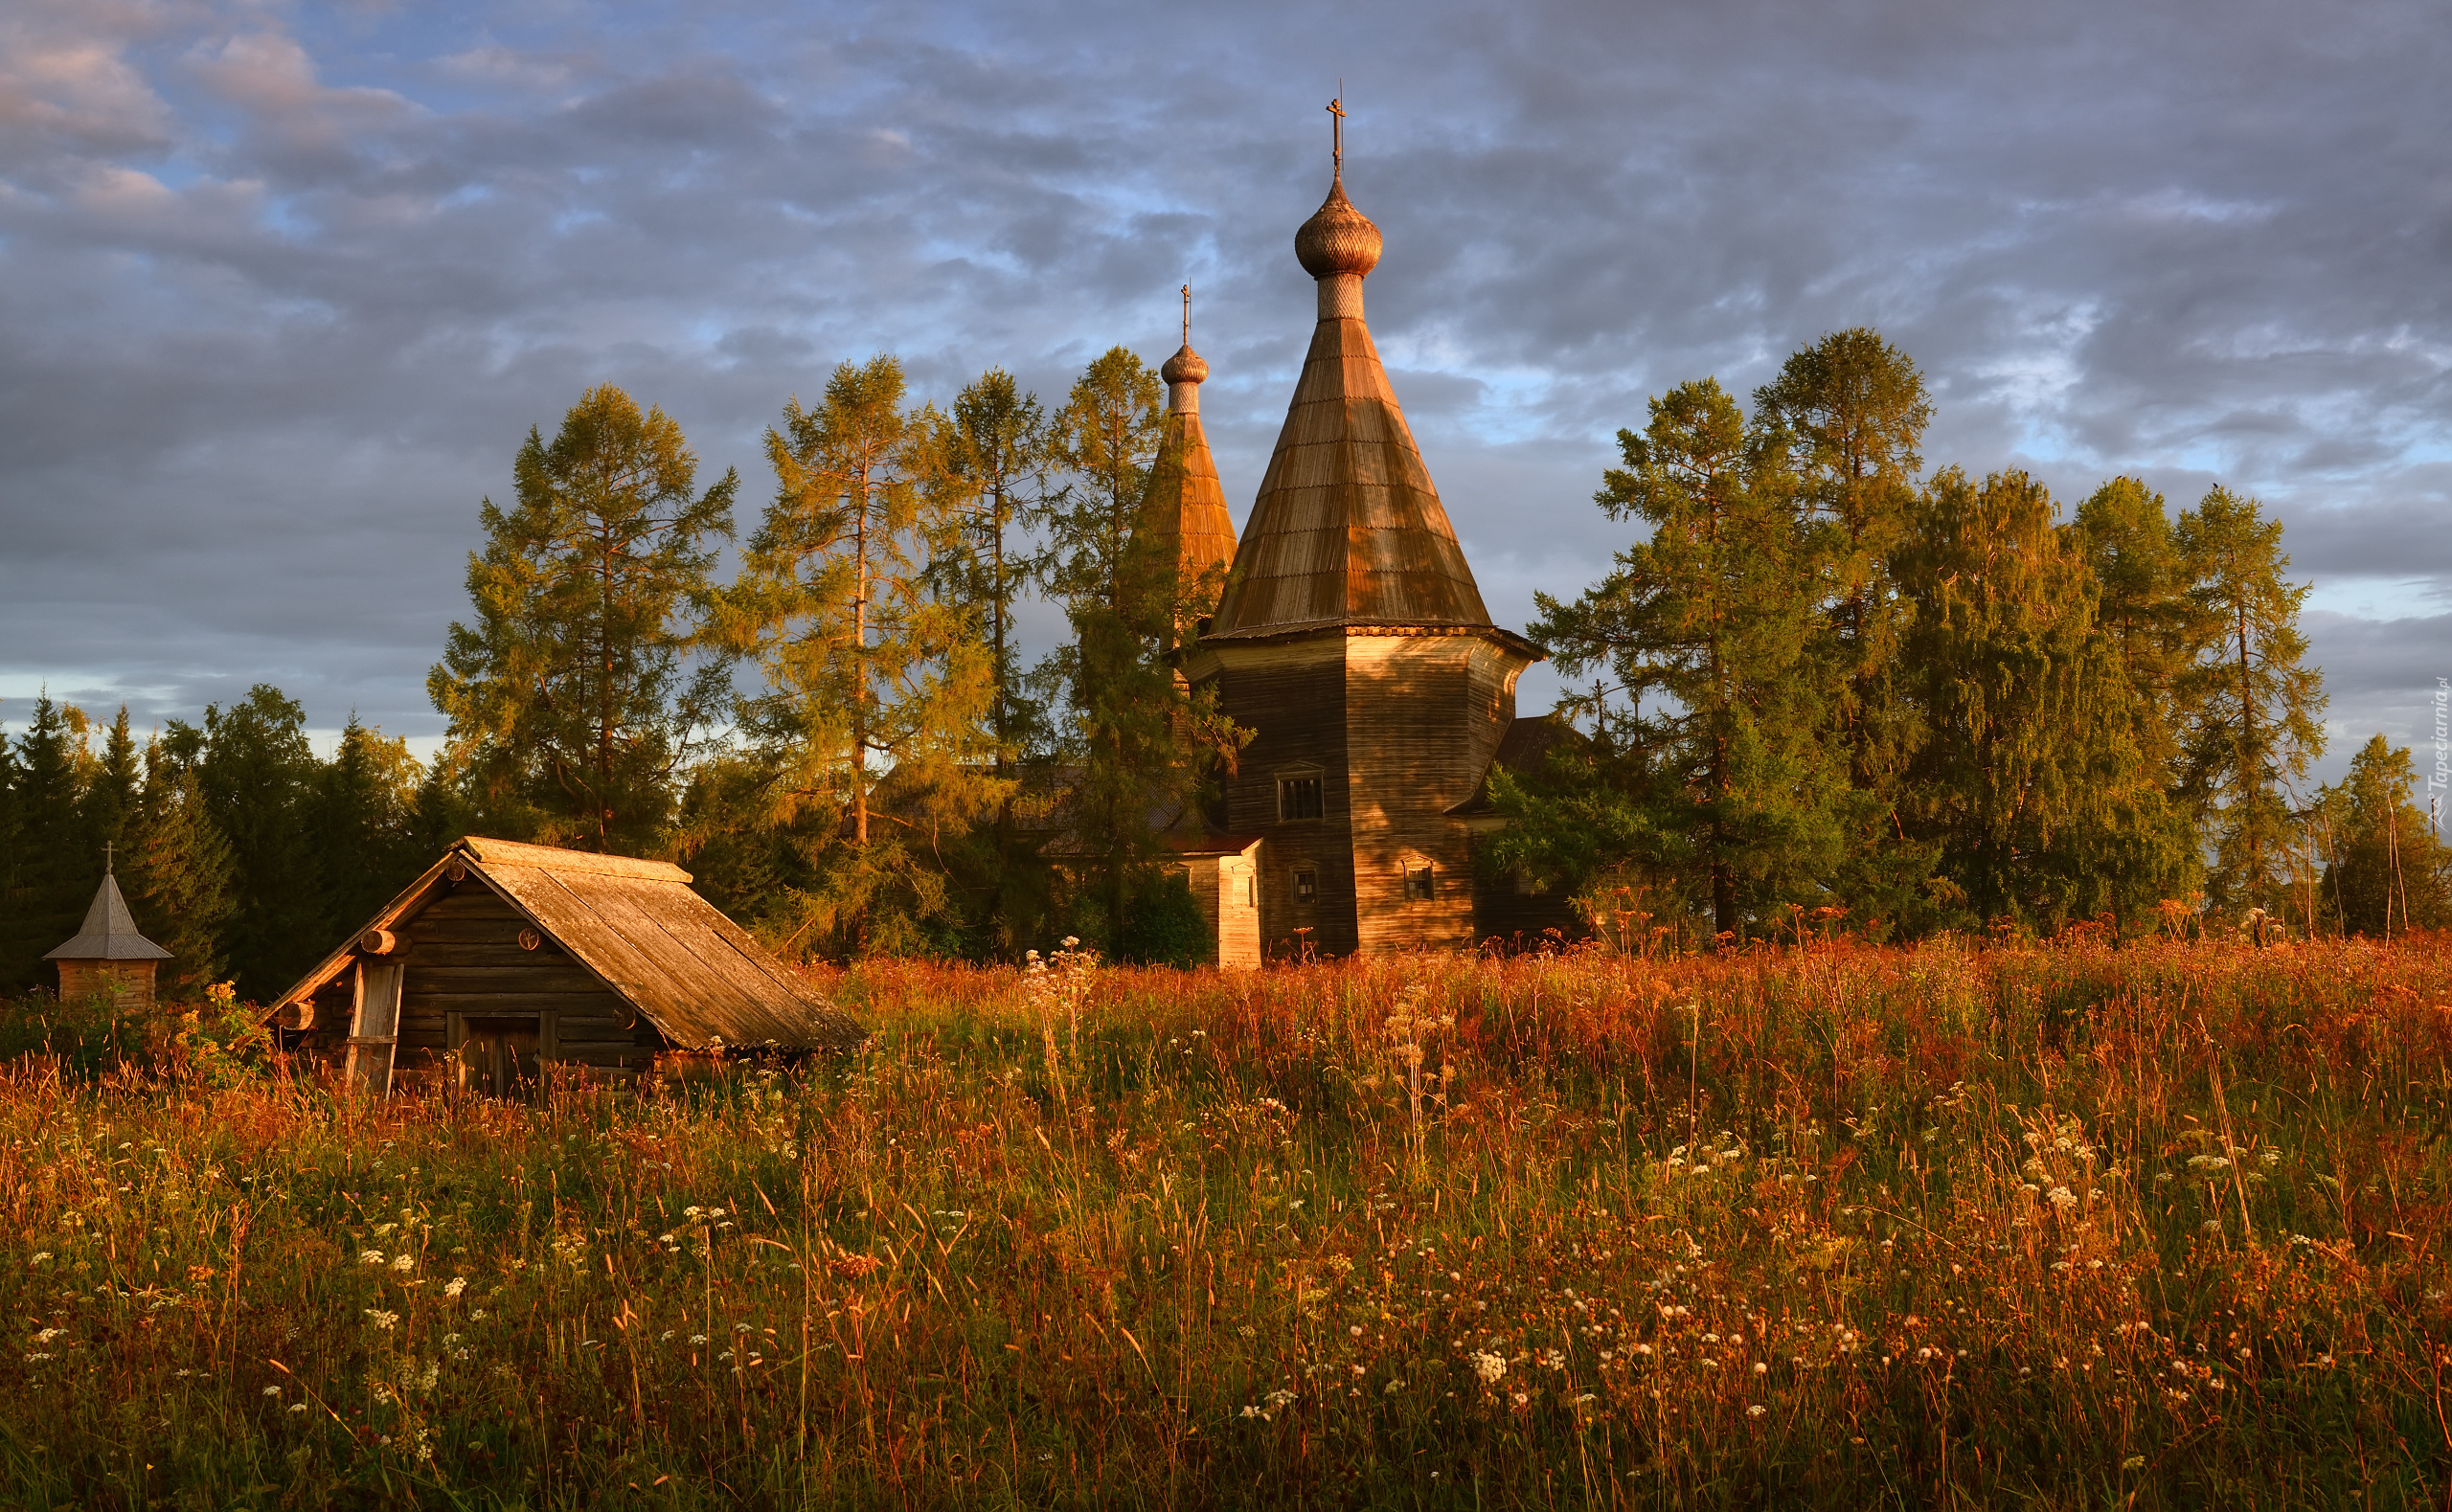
3,0,2446,796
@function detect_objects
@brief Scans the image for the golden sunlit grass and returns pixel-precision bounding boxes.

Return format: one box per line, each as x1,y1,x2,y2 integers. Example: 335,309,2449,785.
3,936,2449,1508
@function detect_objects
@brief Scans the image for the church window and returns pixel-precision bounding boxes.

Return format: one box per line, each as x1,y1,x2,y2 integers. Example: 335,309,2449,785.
1277,775,1323,822
1293,867,1318,904
1403,864,1435,901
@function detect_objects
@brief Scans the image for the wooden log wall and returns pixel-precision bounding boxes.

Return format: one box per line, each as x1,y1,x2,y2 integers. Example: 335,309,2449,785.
393,882,655,1086
1344,634,1517,953
1208,636,1359,955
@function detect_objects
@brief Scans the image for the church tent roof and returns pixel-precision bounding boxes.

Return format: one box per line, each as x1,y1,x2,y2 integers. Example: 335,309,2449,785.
44,867,171,962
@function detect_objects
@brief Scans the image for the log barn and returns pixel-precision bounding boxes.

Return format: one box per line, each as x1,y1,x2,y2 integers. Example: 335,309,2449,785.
269,836,862,1096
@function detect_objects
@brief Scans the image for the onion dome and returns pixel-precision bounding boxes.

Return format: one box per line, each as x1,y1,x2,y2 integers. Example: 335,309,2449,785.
1294,174,1382,281
1160,344,1209,385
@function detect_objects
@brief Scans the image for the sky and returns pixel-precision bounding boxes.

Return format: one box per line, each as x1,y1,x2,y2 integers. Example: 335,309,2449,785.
2,0,2446,801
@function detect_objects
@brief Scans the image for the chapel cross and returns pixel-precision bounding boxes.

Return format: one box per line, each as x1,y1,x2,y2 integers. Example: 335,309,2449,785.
104,840,114,874
1181,283,1192,347
1327,94,1346,175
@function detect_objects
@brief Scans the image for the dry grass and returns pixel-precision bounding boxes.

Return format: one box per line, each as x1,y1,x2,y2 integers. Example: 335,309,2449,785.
2,936,2449,1508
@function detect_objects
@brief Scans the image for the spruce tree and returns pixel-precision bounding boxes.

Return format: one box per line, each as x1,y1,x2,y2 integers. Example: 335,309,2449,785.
431,385,736,853
2174,485,2326,916
82,708,143,855
307,716,426,937
724,355,1004,958
1523,378,1845,939
127,749,236,996
193,686,320,1001
0,696,93,991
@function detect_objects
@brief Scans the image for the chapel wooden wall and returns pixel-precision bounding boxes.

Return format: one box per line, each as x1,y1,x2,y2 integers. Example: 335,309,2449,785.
1209,637,1360,955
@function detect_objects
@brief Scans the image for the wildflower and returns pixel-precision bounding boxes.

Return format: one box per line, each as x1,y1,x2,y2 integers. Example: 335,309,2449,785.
364,1310,398,1330
28,1252,50,1265
690,1334,710,1345
390,1253,415,1273
1349,1326,1364,1338
1470,1351,1507,1384
443,1277,466,1298
2048,1186,2077,1212
1748,1404,1766,1417
1754,1362,1768,1375
262,1386,282,1398
286,1402,309,1414
32,1328,62,1345
1511,1391,1529,1406
359,1251,385,1266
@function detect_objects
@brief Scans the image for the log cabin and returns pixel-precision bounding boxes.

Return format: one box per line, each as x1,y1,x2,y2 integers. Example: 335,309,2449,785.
268,836,863,1096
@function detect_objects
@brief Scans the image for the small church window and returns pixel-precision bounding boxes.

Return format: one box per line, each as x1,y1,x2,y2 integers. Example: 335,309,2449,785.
1404,864,1435,901
1246,874,1257,907
1294,868,1318,904
1278,776,1323,822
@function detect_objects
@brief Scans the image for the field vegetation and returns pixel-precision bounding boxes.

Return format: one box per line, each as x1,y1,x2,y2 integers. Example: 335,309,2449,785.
4,936,2449,1508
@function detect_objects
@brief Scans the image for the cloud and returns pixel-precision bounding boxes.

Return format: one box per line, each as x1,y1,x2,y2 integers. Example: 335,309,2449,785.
0,0,2443,792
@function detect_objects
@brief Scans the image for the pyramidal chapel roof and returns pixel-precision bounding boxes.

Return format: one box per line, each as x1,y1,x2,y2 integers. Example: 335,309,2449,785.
45,863,171,962
1207,133,1499,643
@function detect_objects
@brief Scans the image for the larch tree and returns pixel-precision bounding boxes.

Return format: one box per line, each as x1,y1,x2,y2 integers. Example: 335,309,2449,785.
2317,734,2448,937
430,384,736,855
724,355,1004,958
1523,377,1844,940
1892,470,2190,932
2174,485,2326,916
935,369,1056,949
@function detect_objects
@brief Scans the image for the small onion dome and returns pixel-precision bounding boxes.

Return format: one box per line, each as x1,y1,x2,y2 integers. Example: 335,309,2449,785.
1161,344,1209,384
1294,176,1382,280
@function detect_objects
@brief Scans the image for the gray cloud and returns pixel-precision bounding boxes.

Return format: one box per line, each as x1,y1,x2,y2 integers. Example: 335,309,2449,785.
1,0,2445,788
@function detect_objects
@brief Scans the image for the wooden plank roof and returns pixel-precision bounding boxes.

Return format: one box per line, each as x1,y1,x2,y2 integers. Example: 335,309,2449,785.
44,867,171,961
1139,404,1237,592
1207,305,1498,641
269,836,864,1051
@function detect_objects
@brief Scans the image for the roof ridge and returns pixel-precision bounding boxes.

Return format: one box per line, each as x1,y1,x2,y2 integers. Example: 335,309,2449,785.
459,835,692,883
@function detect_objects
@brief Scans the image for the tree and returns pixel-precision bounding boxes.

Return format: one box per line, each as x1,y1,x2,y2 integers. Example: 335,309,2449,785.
2316,735,2449,937
1035,347,1237,952
1523,378,1846,939
2071,479,2197,789
81,708,143,857
306,715,427,939
935,369,1056,952
126,750,236,996
431,384,736,854
188,686,320,1001
0,695,94,991
724,355,1004,958
1752,329,1931,778
2175,486,2326,916
1891,470,2192,932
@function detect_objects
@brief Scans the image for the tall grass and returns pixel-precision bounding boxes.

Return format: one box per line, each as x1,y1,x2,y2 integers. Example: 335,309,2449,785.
1,936,2447,1508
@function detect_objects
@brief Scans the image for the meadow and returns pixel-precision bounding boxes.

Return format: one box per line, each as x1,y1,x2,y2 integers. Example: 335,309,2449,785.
1,935,2448,1509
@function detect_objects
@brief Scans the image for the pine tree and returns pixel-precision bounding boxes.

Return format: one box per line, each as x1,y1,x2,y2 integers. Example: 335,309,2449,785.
1524,378,1845,939
1035,348,1237,953
82,708,143,855
724,355,1004,958
2175,485,2326,916
431,384,737,853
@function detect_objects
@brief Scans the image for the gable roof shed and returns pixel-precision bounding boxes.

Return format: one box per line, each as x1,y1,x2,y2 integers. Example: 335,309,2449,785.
271,836,863,1053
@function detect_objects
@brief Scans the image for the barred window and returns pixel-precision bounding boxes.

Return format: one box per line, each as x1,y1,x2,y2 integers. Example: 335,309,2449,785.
1293,868,1318,904
1277,776,1323,822
1403,864,1434,901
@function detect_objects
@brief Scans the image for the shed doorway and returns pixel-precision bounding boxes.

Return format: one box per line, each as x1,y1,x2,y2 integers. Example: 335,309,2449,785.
452,1015,553,1100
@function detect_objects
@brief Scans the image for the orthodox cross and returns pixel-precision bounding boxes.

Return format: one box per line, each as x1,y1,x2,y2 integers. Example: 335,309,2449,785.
1181,283,1192,347
103,840,114,874
1327,94,1346,175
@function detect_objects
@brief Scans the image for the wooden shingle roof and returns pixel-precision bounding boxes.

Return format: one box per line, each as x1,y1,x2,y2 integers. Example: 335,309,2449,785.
44,866,171,962
1206,169,1519,645
270,836,863,1051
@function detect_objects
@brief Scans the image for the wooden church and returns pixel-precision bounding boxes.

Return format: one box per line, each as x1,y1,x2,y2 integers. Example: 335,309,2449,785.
1145,109,1575,959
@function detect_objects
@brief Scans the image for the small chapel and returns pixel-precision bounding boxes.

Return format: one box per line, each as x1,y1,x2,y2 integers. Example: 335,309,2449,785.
1147,103,1574,960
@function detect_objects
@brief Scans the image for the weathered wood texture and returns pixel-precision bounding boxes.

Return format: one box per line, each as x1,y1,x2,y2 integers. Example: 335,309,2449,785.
1210,636,1359,954
54,959,155,1013
1209,312,1494,639
1173,839,1262,969
269,836,865,1056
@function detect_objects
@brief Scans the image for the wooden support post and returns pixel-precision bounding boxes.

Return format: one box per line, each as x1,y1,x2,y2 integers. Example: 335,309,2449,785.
345,958,405,1097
